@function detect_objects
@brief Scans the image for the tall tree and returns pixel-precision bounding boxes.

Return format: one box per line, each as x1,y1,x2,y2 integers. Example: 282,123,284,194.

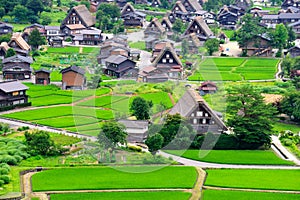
26,0,44,15
0,7,5,19
28,28,46,50
130,97,152,120
11,4,29,23
227,85,277,149
268,24,288,57
97,3,120,19
204,38,220,56
98,122,127,150
172,19,184,34
280,92,300,123
286,24,296,48
181,39,189,58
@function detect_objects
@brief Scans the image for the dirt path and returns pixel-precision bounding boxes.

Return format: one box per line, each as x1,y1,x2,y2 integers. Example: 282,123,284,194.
203,186,300,194
168,93,175,105
190,167,206,200
22,172,48,200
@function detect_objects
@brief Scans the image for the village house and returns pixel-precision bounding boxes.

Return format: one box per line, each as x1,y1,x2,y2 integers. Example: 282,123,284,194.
199,81,218,95
281,0,300,9
151,0,162,7
145,36,159,50
97,39,129,64
286,6,300,13
61,5,96,29
240,34,273,57
169,89,228,134
103,55,137,78
0,42,9,59
151,40,176,59
2,55,33,80
161,17,173,32
181,0,203,12
118,120,149,143
261,13,300,26
144,18,166,38
8,33,30,56
138,66,169,82
61,66,86,90
0,23,13,35
22,24,45,42
217,5,240,29
172,1,188,15
183,16,214,43
287,45,300,57
45,26,62,40
289,21,300,37
182,33,202,53
62,24,86,37
35,69,51,85
121,3,146,27
195,10,216,24
72,28,103,45
0,81,29,109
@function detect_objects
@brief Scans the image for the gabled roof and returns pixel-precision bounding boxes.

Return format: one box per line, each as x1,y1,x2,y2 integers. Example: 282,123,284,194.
2,55,33,64
279,12,300,19
9,33,30,51
169,89,227,130
35,68,51,74
0,42,9,51
105,55,134,65
152,42,182,67
60,66,85,75
172,1,187,13
0,81,28,93
146,18,165,33
24,23,44,30
45,26,60,30
184,16,213,37
152,0,162,5
121,2,135,16
289,20,300,27
64,5,96,27
0,23,13,29
161,17,173,29
182,0,203,11
65,24,86,30
187,33,201,47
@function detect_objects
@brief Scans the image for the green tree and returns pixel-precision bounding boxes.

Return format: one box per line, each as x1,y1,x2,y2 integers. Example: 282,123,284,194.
28,28,46,50
98,122,127,150
0,34,11,43
181,39,189,58
0,7,5,19
173,19,184,34
236,14,265,55
286,25,296,48
40,14,52,25
5,48,15,58
97,3,120,19
130,97,152,120
280,92,300,123
204,38,220,56
268,24,288,57
87,75,102,89
11,4,29,23
26,0,44,15
145,133,164,155
227,85,277,149
57,0,61,6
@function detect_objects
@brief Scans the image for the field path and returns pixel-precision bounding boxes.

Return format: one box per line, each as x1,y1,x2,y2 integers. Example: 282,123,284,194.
22,172,48,200
203,186,300,194
275,59,283,80
168,93,176,105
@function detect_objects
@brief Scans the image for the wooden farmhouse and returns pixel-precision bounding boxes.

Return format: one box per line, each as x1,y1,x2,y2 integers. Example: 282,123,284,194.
35,69,51,85
281,0,300,9
72,28,103,45
161,17,173,32
62,24,86,36
121,3,146,27
184,16,214,42
2,55,33,80
61,5,96,29
8,33,30,56
103,55,137,78
0,42,9,59
172,1,188,14
169,89,228,134
0,23,13,35
0,81,29,109
144,18,166,38
118,120,149,143
22,24,45,42
199,81,217,95
217,6,240,29
182,33,202,53
181,0,203,12
61,66,86,90
138,66,169,82
240,34,272,57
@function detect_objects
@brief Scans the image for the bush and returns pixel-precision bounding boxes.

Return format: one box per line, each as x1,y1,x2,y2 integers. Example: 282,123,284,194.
0,163,10,172
127,145,142,152
17,126,30,131
0,168,9,175
0,179,4,187
65,37,72,42
282,138,293,146
0,155,18,165
0,175,10,184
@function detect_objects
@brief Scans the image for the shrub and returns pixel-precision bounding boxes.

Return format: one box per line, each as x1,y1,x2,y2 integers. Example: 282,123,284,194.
17,126,30,131
0,175,10,184
65,37,72,42
0,155,18,165
127,145,142,152
0,179,4,187
0,168,9,175
0,163,10,172
282,138,293,146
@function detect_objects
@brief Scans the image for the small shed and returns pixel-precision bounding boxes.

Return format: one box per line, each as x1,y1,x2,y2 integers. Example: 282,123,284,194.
118,120,149,143
35,69,51,85
60,66,85,90
199,81,217,95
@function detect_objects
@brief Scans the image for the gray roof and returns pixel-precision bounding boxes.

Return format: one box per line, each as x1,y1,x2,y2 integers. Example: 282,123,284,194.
35,68,51,74
289,20,300,26
2,55,33,64
118,120,149,129
105,55,132,64
184,0,203,11
60,65,85,75
0,81,28,93
45,26,60,30
262,14,279,20
279,13,300,19
0,23,13,29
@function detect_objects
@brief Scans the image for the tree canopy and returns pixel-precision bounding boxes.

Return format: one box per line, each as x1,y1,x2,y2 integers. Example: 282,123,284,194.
227,85,277,149
280,91,300,123
204,38,220,56
98,122,127,149
28,28,46,50
145,133,164,155
130,97,152,120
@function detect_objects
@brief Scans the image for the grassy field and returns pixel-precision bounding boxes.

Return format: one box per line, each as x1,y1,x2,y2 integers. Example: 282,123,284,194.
188,58,278,81
203,190,300,200
32,166,197,191
164,150,293,165
47,47,80,54
205,169,300,191
129,41,146,51
50,191,191,200
273,122,300,133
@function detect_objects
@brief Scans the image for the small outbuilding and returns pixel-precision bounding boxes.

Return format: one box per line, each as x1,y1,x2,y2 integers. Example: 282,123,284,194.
0,81,29,109
118,120,149,143
35,69,51,85
60,66,85,90
199,81,217,95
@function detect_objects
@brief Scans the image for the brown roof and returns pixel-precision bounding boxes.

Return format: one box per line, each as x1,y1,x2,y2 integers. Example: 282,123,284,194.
9,33,30,51
161,17,173,29
184,16,213,37
0,42,9,51
69,5,95,27
66,24,86,30
121,2,135,16
146,18,165,33
173,1,187,13
189,33,201,47
152,42,182,67
184,0,203,11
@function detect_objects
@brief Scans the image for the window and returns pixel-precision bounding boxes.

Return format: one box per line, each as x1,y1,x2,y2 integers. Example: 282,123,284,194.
202,119,206,124
169,59,173,63
13,100,20,105
197,111,203,117
193,119,197,124
20,99,25,104
205,113,208,117
191,113,195,117
20,91,24,95
162,58,166,63
166,54,170,58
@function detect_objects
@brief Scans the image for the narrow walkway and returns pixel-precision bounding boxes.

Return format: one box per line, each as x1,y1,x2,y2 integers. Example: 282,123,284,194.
158,151,300,169
203,186,300,194
275,60,283,80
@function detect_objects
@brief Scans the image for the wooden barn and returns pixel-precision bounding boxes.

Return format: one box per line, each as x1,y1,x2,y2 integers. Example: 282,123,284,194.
61,66,86,90
35,69,51,85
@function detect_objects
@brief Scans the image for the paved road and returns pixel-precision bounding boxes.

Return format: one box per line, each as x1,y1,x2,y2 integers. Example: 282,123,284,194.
158,151,300,169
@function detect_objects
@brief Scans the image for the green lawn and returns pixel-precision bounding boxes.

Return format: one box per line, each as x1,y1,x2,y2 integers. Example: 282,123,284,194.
129,41,146,51
205,169,300,191
203,190,300,200
164,150,293,165
35,116,100,128
82,47,100,54
222,30,234,39
51,191,191,200
188,58,278,81
32,166,197,191
47,47,80,54
273,122,300,133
